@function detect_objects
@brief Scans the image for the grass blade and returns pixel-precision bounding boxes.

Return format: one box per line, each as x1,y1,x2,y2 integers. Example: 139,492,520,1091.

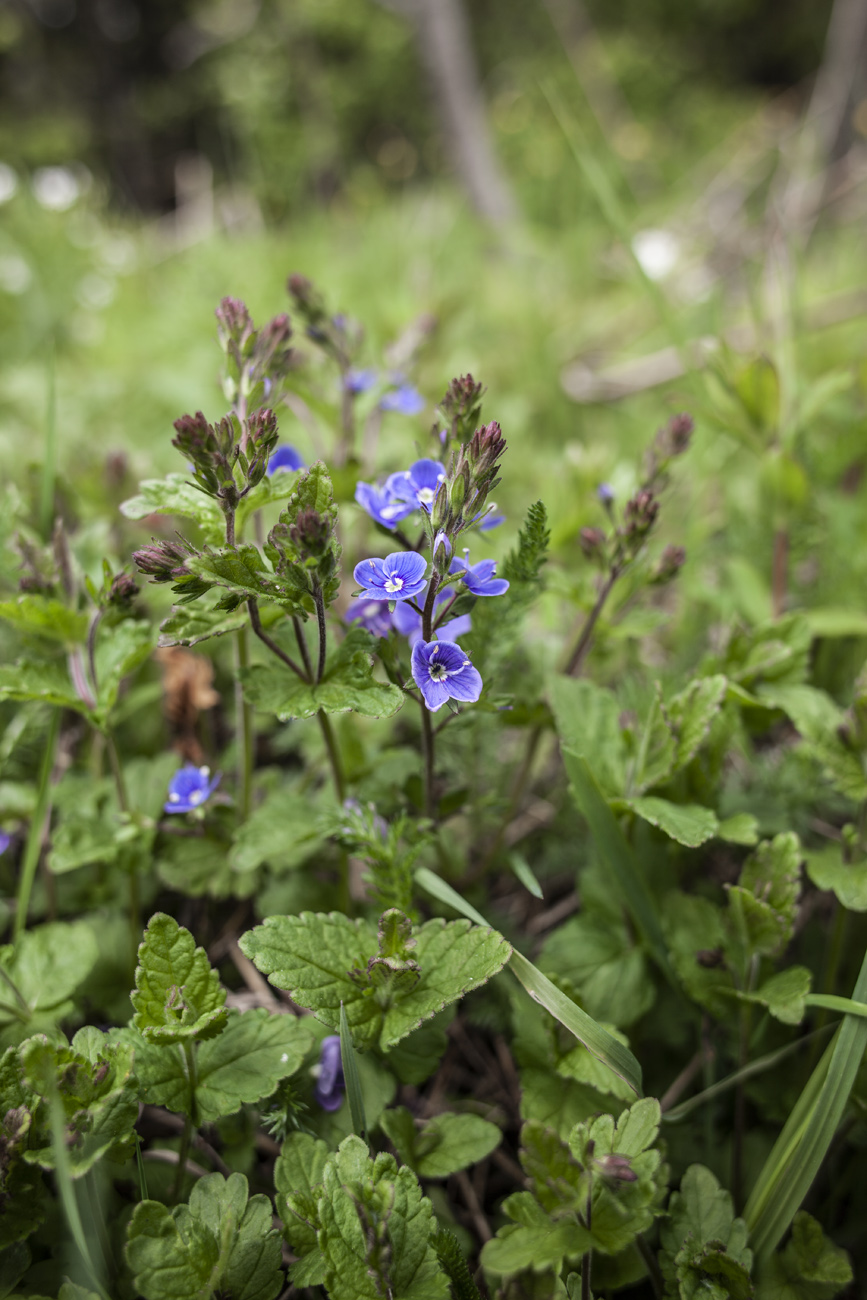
339,1001,367,1143
415,866,642,1095
508,851,544,900
744,944,867,1257
563,750,675,984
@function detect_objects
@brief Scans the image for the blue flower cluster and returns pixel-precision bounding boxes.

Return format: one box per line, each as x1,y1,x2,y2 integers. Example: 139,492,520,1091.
356,458,504,536
164,765,221,814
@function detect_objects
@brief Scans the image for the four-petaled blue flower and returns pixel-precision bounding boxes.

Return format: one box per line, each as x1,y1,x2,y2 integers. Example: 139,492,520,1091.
353,552,428,601
392,586,471,647
267,445,305,475
386,459,447,515
354,480,415,530
347,599,394,639
313,1035,345,1112
450,551,510,597
380,384,425,415
165,765,221,814
411,639,483,712
345,368,377,394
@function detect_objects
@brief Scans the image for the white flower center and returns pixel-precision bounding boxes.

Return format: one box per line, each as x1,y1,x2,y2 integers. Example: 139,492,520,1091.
417,487,435,505
384,575,404,593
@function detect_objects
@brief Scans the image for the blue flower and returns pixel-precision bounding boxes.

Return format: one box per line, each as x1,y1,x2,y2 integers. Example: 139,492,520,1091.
478,503,505,531
345,368,377,394
267,445,305,475
450,551,510,597
0,831,10,855
164,765,220,814
353,552,428,601
411,639,483,712
313,1035,345,1112
347,599,394,639
354,480,416,530
380,384,425,415
597,482,615,505
392,586,472,647
386,459,447,514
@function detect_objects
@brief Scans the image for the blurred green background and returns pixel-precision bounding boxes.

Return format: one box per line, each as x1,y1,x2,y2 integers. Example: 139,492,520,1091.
1,0,866,643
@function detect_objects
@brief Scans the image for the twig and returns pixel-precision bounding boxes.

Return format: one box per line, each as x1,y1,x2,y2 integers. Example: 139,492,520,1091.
453,1169,492,1242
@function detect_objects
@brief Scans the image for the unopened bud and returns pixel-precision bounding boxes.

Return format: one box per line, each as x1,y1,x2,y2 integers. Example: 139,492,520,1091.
623,488,659,539
655,412,694,461
133,539,192,583
215,297,253,351
593,1153,637,1184
579,527,606,559
439,373,485,446
108,572,139,606
290,507,331,561
650,544,686,584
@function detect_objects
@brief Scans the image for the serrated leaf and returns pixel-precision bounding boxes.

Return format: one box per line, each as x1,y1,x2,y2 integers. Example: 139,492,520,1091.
667,674,728,773
229,785,325,874
0,922,98,1044
93,619,154,722
18,1032,138,1176
317,1136,449,1300
275,1131,330,1268
756,1212,852,1300
125,1172,284,1300
0,596,89,646
120,473,225,542
195,1008,314,1123
131,913,227,1044
381,1107,501,1178
0,662,91,718
241,626,404,720
729,833,802,962
806,846,867,912
717,814,760,846
628,797,719,847
660,1164,752,1299
549,676,625,797
158,603,248,647
240,911,511,1052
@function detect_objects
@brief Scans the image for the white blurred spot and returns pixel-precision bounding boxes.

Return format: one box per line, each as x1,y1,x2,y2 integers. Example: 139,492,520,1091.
0,255,32,295
280,1053,288,1063
32,166,83,212
0,164,18,205
76,274,115,310
631,229,680,281
100,235,137,273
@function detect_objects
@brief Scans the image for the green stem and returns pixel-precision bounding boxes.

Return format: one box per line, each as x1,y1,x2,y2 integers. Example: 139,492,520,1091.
314,584,328,684
40,341,56,541
14,709,60,945
171,1041,198,1204
293,615,314,679
234,626,254,823
317,712,346,804
49,1091,110,1299
421,700,436,820
247,599,306,680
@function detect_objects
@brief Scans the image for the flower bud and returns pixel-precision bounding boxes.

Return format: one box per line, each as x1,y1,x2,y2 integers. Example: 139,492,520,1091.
650,544,686,584
593,1153,637,1184
438,373,485,447
579,527,606,560
289,507,331,561
623,488,659,540
215,297,253,353
654,412,694,461
107,572,139,606
133,539,192,583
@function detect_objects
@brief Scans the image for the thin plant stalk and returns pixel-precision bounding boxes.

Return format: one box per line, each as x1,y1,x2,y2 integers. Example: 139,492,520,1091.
234,626,254,822
314,583,327,683
14,708,60,945
171,1041,198,1204
419,568,441,819
40,341,56,541
49,1092,110,1300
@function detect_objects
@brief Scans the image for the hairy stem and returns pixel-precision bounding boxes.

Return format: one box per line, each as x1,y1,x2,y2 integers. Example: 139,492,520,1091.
422,569,441,641
14,709,60,945
247,599,307,680
314,582,327,683
234,627,254,822
293,615,314,679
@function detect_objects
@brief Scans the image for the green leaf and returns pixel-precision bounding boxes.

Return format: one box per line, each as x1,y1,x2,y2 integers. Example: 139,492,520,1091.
508,851,544,899
0,596,89,646
241,626,404,720
340,1002,367,1140
195,1008,314,1123
381,1106,501,1178
158,602,248,647
806,846,867,912
756,1212,852,1300
317,1136,449,1300
275,1130,330,1272
660,1164,753,1300
125,1172,284,1300
0,921,99,1045
18,1031,138,1176
627,797,719,847
131,913,227,1044
229,785,325,874
120,473,224,542
239,910,511,1052
734,354,780,433
549,677,625,797
541,911,654,1029
415,866,642,1094
432,1228,483,1300
92,619,154,722
666,674,728,775
0,661,91,718
737,968,812,1026
717,814,760,846
563,750,674,982
728,833,802,962
502,500,549,589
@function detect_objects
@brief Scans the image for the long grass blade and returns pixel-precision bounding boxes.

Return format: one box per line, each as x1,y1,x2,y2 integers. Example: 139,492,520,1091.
49,1093,111,1300
744,944,867,1257
562,750,675,985
339,1001,367,1143
415,866,642,1095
